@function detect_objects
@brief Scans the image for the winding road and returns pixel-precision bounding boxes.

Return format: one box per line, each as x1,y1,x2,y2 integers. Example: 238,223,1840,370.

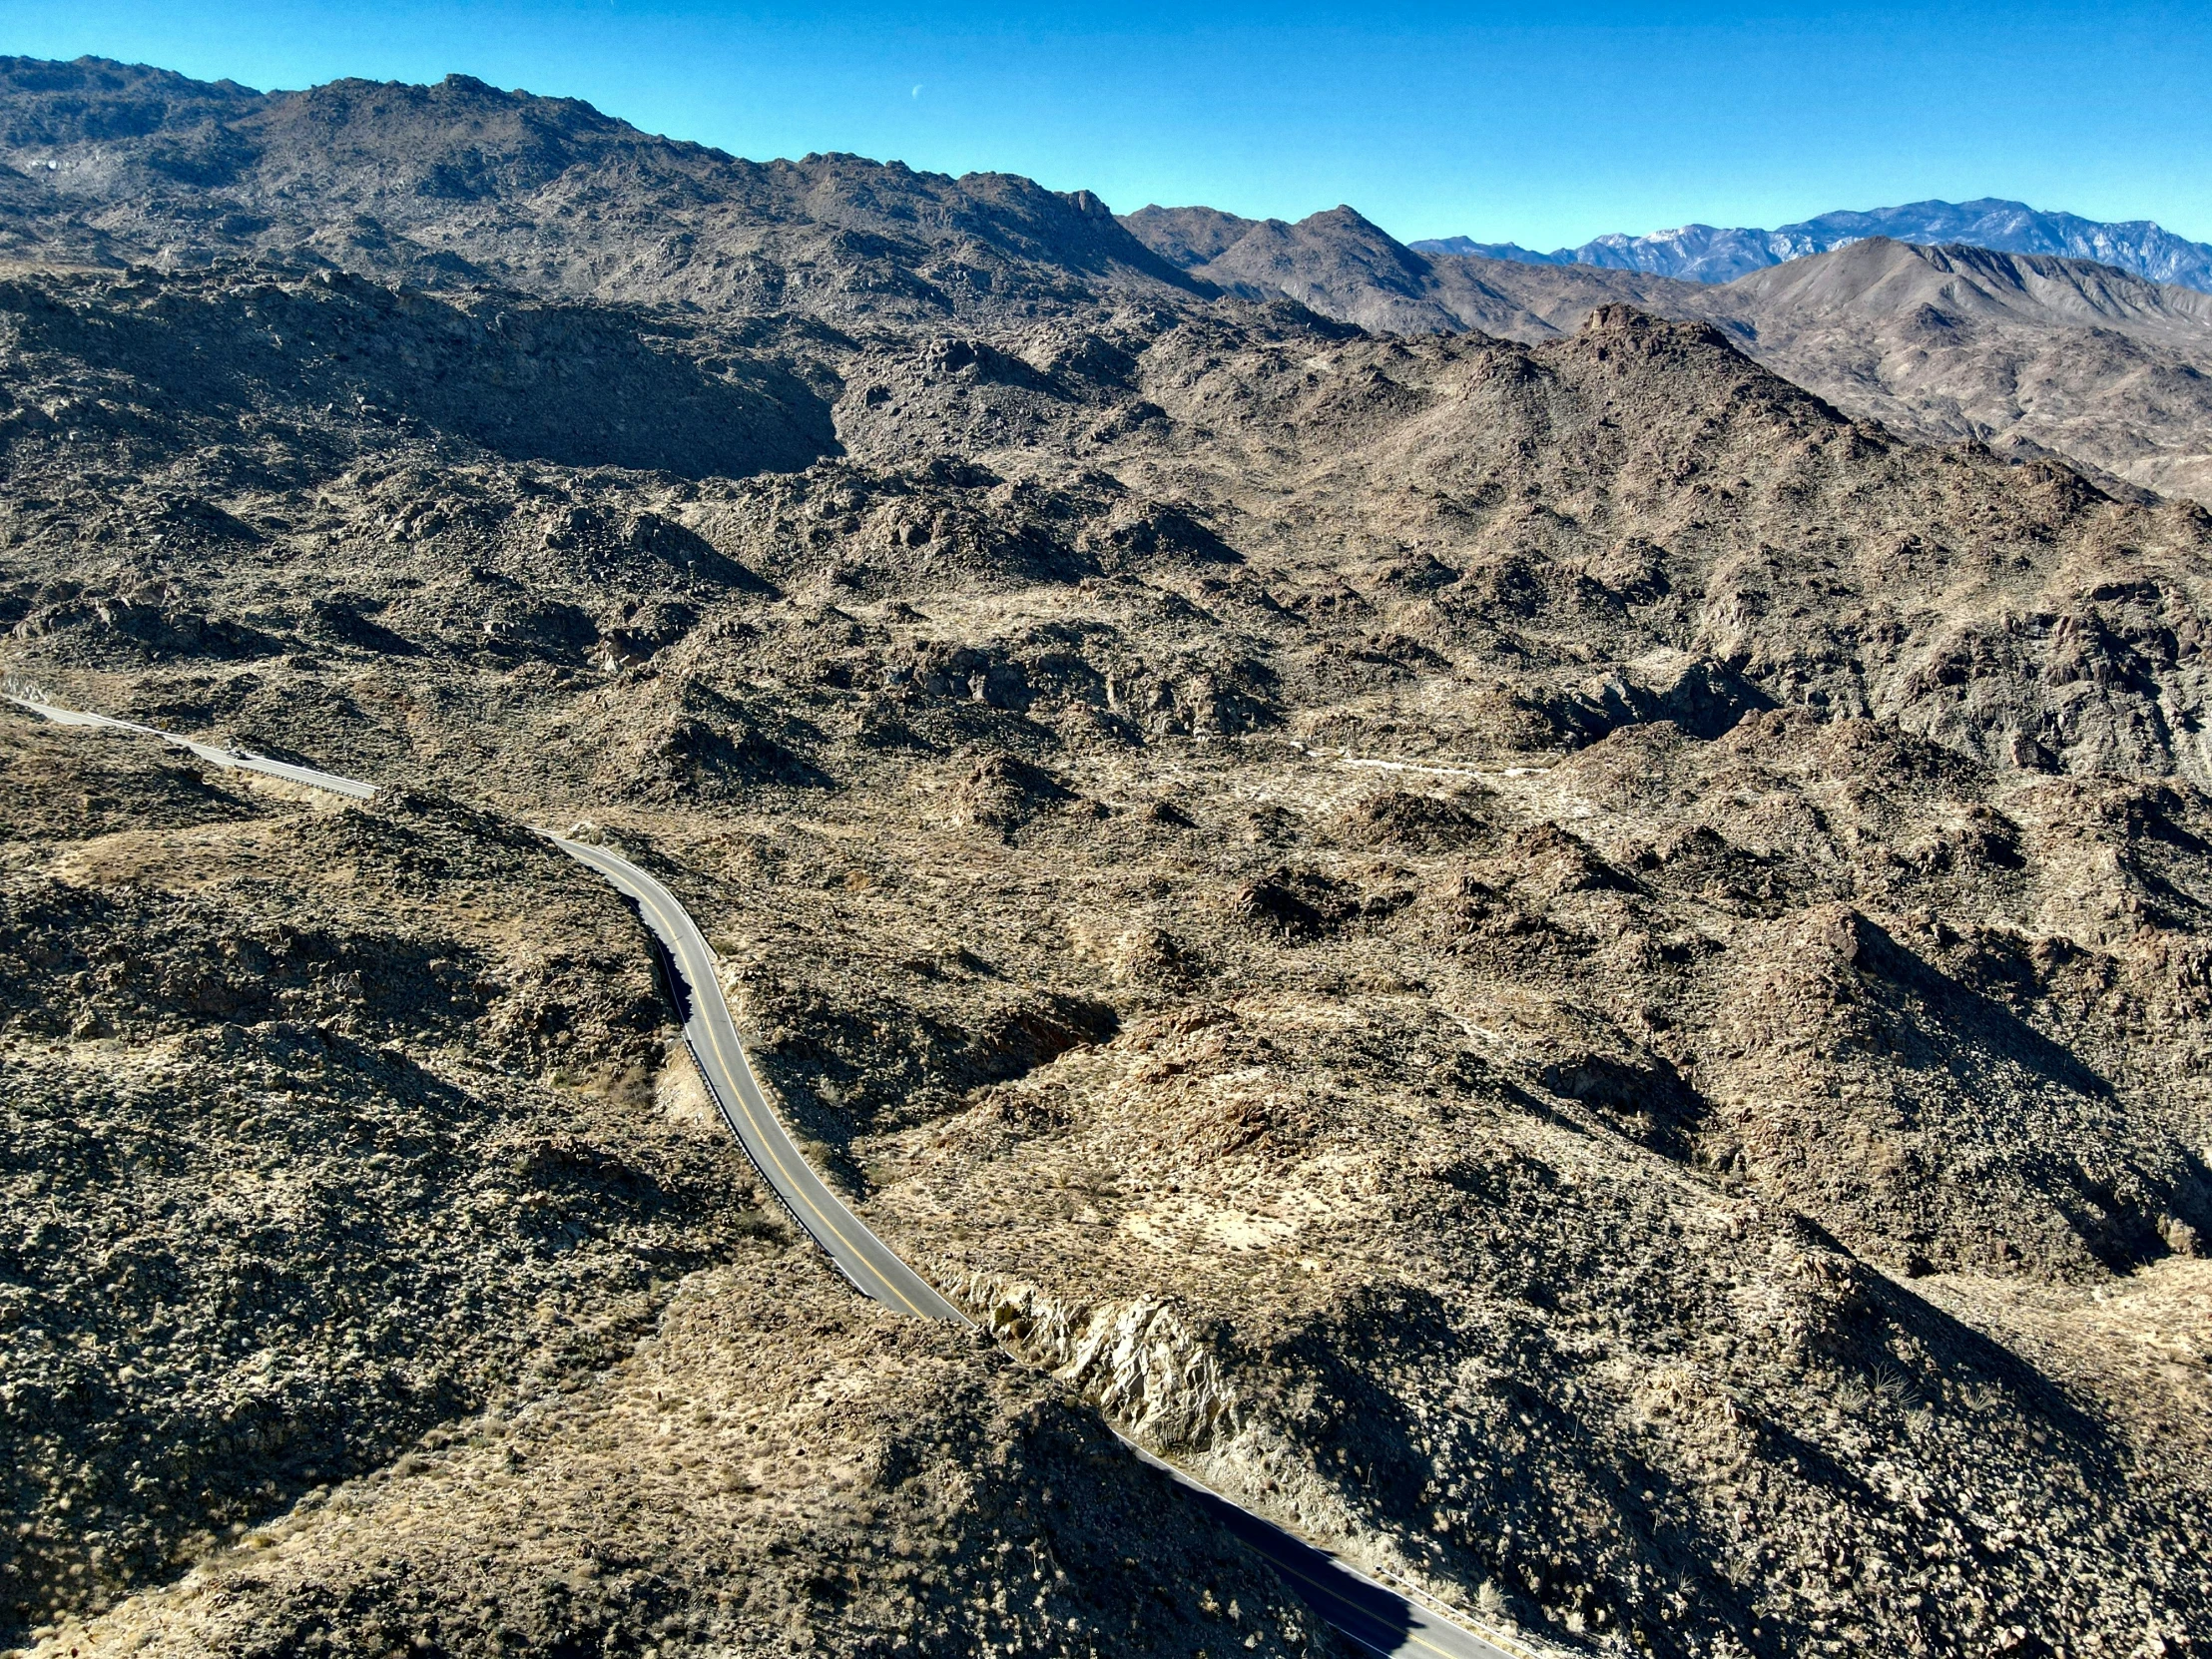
6,695,1522,1659
4,694,379,799
551,832,1518,1659
544,832,969,1324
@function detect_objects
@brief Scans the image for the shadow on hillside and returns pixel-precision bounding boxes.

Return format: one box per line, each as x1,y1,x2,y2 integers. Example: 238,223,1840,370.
1,268,840,479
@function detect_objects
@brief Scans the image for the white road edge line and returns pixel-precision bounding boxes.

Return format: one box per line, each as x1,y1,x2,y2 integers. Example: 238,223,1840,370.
5,695,377,799
10,695,1534,1659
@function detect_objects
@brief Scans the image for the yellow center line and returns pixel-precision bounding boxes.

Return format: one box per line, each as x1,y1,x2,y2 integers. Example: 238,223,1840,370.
694,958,931,1320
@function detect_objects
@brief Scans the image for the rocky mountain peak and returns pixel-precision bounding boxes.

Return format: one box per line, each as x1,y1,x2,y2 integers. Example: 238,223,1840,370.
1,52,2209,1659
1414,194,2212,292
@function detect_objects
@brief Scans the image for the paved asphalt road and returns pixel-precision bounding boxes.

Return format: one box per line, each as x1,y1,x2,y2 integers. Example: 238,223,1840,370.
549,835,1524,1659
6,695,377,799
545,833,971,1324
7,695,1522,1659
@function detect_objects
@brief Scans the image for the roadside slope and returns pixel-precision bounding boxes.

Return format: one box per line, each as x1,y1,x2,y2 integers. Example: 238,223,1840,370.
0,712,762,1643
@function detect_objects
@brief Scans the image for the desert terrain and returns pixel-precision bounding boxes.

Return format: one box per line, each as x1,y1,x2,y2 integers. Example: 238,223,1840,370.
0,54,2207,1659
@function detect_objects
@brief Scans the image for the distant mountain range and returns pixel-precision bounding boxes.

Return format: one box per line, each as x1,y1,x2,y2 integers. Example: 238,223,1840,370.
1117,202,2212,499
3,53,2210,502
1407,199,2212,293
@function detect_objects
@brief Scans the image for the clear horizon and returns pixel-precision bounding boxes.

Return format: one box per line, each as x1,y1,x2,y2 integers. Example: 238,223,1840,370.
0,1,2203,249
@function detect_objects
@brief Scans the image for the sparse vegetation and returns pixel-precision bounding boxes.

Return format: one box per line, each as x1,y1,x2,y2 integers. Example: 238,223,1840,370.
0,52,2208,1659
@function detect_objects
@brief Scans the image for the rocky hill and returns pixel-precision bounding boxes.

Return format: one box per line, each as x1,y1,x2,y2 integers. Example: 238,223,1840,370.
1413,196,2212,291
0,53,2209,1659
1702,238,2212,500
1122,203,1691,338
1123,205,2212,499
0,56,1196,322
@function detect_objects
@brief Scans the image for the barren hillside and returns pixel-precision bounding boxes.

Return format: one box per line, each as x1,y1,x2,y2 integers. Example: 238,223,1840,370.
0,54,2208,1659
1123,205,2212,500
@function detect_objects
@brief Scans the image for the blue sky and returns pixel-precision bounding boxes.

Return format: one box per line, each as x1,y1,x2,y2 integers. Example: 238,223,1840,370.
2,1,2206,248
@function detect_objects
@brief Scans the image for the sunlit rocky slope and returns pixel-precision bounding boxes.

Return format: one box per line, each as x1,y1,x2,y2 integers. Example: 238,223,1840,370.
0,53,2208,1659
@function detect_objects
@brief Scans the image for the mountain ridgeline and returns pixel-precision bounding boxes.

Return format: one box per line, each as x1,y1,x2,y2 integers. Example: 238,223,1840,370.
6,55,2212,495
1410,196,2212,291
2,51,2212,1659
1117,201,2212,501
